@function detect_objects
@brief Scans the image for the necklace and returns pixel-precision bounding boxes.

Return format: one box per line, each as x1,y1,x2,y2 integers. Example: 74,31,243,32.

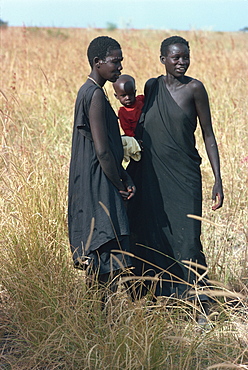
87,76,109,101
87,76,102,89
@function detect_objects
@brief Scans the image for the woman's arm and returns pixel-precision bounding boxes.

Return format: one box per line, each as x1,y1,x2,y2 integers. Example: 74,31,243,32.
120,167,136,200
194,81,224,210
89,88,131,196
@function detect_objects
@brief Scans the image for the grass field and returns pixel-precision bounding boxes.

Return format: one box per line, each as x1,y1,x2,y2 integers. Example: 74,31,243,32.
0,26,247,369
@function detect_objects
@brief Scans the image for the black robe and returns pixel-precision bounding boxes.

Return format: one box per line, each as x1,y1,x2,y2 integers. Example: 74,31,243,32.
68,82,130,274
129,76,209,299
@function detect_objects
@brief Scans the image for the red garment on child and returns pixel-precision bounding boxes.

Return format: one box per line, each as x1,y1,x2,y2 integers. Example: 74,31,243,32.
118,95,145,137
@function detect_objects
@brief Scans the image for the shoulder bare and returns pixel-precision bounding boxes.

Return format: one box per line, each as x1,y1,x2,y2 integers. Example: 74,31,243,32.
91,86,105,102
188,78,206,92
92,86,105,98
187,78,210,111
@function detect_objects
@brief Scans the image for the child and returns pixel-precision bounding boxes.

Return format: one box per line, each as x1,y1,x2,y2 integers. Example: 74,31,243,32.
113,74,144,170
113,74,145,137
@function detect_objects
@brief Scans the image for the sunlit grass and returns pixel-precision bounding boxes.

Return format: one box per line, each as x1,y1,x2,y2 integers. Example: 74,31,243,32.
0,26,247,369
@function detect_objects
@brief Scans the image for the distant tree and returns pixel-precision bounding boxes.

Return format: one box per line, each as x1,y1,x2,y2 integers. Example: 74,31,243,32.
106,22,117,31
0,19,8,28
240,26,248,32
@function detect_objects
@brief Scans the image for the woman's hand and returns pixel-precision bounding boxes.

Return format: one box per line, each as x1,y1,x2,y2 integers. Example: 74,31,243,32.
126,184,136,200
119,185,136,200
212,180,224,211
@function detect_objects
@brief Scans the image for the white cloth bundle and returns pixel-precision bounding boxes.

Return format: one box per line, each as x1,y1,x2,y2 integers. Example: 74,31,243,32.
121,136,141,169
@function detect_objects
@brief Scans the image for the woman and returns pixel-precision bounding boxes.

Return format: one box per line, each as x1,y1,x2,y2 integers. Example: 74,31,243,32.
129,36,224,309
68,36,136,301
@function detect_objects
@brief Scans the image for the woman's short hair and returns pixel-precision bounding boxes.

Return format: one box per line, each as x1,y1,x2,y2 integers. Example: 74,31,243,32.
160,36,189,56
87,36,121,68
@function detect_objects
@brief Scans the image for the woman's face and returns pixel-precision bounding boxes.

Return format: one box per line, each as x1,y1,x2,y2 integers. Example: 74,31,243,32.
99,49,123,82
160,43,190,77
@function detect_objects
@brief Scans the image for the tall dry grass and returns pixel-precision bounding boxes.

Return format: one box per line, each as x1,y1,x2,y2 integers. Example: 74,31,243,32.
0,26,247,369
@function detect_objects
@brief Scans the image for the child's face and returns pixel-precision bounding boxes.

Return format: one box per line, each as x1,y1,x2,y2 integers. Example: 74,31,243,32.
115,82,136,107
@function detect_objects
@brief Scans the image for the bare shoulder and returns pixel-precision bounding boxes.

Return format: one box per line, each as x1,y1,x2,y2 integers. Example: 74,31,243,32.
92,86,104,97
91,86,105,101
186,78,210,111
188,77,206,92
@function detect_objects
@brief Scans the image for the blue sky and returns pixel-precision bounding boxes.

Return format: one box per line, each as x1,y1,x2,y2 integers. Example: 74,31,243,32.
1,0,248,32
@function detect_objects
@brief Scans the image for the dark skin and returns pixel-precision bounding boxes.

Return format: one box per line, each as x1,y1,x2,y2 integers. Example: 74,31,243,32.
88,49,136,200
113,74,144,150
113,75,136,107
145,43,223,210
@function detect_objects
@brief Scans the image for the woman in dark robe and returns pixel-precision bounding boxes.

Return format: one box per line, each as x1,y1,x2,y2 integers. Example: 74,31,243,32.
129,36,224,308
68,36,135,300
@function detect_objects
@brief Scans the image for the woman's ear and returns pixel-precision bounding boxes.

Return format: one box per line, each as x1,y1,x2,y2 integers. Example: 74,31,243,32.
93,57,100,68
160,55,166,65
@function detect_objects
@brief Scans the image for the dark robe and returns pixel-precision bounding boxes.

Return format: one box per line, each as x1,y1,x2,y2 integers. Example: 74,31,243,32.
129,76,209,299
68,82,130,274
